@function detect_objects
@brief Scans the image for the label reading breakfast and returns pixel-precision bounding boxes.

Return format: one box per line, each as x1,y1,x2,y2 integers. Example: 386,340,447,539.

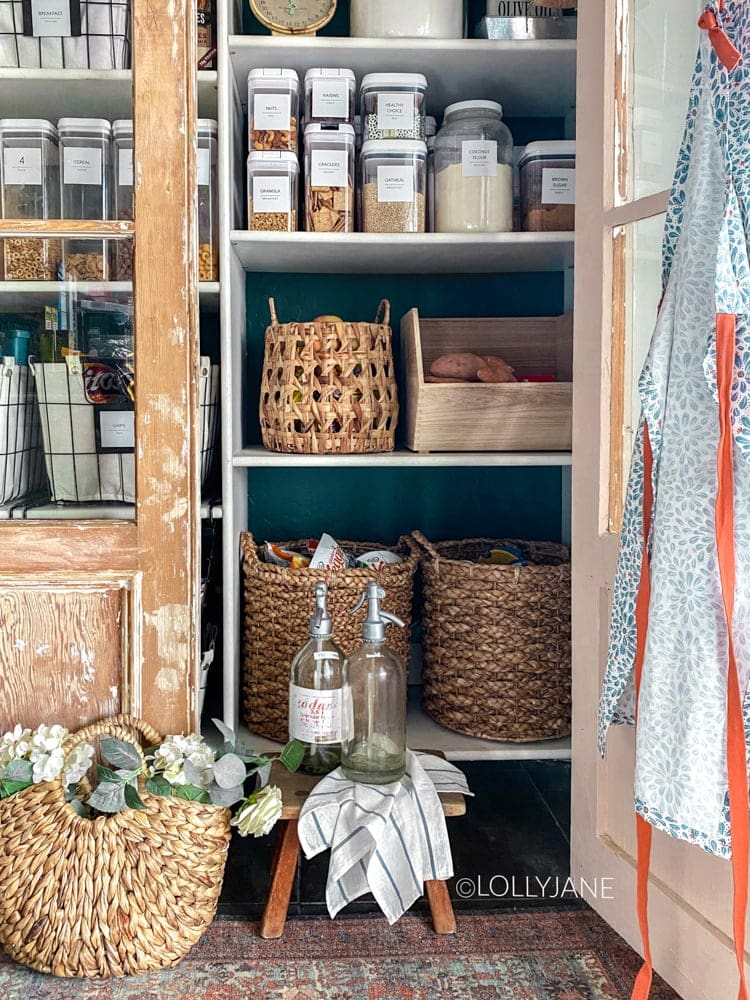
30,0,71,36
254,93,291,131
3,148,42,186
311,149,348,188
197,147,211,187
377,93,415,131
462,140,498,177
541,167,575,205
118,148,133,187
63,147,102,185
312,79,349,119
252,176,291,213
377,165,414,203
289,685,342,745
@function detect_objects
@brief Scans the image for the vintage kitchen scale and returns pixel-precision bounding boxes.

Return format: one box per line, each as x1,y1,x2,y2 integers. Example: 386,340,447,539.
249,0,337,35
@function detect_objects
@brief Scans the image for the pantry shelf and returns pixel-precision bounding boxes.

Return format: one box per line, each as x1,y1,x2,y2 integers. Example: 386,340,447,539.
234,447,572,468
230,231,575,274
0,501,223,521
0,280,220,310
0,69,218,121
228,36,576,118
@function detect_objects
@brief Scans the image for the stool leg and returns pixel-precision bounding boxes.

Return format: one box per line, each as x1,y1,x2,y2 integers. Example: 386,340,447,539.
425,879,457,935
260,819,300,940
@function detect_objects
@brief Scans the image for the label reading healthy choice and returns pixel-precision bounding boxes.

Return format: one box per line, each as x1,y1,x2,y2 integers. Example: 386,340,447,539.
311,149,348,188
30,0,71,36
3,148,42,186
118,148,133,187
462,140,498,178
253,93,292,131
252,175,291,213
312,79,349,120
377,93,415,132
377,165,414,203
289,685,342,745
541,167,575,205
63,147,102,185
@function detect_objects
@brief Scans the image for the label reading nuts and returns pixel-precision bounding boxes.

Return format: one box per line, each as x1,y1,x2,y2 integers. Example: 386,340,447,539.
253,176,291,214
377,94,415,132
377,165,414,203
462,140,498,178
254,93,292,132
63,147,102,185
541,167,575,205
3,148,42,186
312,79,349,120
311,150,348,188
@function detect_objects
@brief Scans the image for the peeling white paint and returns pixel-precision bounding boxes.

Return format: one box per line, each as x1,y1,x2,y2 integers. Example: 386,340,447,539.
35,643,50,656
110,685,119,700
144,604,190,677
163,496,189,532
156,666,180,693
13,638,26,651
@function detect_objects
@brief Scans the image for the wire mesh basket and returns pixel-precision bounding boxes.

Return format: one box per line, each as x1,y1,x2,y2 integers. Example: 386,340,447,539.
0,0,130,68
0,358,46,506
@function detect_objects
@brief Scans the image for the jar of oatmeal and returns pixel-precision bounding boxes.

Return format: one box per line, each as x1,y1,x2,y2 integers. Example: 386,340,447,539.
247,151,299,232
361,139,426,234
248,69,299,153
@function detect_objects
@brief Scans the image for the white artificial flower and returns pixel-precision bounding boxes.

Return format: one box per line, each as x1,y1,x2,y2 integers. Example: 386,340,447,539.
231,785,283,838
161,761,189,787
32,724,68,752
30,746,65,783
63,743,95,786
0,725,32,767
149,734,216,789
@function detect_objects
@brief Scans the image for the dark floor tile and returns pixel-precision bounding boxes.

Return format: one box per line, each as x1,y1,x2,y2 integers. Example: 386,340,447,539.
523,760,572,841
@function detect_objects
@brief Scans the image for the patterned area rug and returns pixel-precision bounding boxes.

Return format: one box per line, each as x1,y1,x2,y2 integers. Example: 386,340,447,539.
0,907,680,999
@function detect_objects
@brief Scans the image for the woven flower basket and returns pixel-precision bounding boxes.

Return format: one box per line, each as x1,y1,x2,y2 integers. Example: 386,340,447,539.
0,715,231,978
415,532,571,742
259,298,399,455
241,532,418,742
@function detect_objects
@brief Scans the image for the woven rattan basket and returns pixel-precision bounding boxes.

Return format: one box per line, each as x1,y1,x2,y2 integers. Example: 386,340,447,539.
241,532,418,741
259,298,398,455
0,715,231,978
415,532,571,742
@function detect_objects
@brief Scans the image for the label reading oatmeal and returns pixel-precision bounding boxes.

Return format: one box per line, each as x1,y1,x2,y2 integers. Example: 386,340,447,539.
377,165,414,203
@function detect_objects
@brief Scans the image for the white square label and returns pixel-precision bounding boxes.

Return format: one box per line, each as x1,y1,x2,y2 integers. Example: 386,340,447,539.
197,147,211,187
377,93,415,132
118,148,133,187
99,410,134,450
311,149,348,188
252,175,291,213
541,166,575,205
377,165,414,203
63,147,102,186
254,93,292,132
462,140,498,177
30,0,71,36
3,148,42,186
312,79,349,120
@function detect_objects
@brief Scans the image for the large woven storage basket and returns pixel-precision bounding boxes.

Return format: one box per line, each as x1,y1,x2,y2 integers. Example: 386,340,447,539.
415,532,571,742
242,532,418,742
0,715,231,978
259,298,398,455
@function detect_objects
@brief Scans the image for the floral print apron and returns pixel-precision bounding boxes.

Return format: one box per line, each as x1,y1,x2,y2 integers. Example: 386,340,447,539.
598,3,749,997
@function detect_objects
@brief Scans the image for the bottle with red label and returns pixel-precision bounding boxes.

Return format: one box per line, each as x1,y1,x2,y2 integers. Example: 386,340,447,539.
289,582,344,776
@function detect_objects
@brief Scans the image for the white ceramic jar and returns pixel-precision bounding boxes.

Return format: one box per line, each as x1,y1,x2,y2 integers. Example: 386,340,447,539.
350,0,464,38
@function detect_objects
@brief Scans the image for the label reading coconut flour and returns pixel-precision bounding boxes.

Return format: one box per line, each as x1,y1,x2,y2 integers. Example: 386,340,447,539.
541,167,575,205
312,79,349,120
289,685,342,745
377,93,415,132
29,0,72,36
63,147,102,185
311,149,348,188
253,93,292,131
462,140,498,178
377,165,414,203
252,176,291,213
3,148,42,186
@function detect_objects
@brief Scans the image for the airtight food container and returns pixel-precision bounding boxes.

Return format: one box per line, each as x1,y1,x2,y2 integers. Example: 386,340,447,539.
360,73,427,141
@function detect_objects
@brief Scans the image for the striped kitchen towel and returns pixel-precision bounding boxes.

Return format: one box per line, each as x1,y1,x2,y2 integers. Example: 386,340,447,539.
297,751,472,924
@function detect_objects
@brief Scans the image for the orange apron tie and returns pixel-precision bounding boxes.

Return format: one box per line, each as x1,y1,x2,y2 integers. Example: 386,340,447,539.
699,8,742,71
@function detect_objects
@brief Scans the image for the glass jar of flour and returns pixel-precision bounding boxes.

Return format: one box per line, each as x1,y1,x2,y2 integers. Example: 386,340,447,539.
434,101,514,233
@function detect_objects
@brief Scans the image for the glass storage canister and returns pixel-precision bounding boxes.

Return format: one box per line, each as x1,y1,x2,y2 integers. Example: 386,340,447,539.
304,68,356,127
247,151,299,232
519,140,576,232
58,117,111,281
112,119,133,280
350,0,464,38
434,101,514,233
0,119,60,281
305,124,355,233
198,119,219,280
360,73,427,141
361,139,426,234
248,68,299,153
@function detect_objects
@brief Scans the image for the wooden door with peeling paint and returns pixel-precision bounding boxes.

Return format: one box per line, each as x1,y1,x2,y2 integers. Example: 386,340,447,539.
0,0,201,735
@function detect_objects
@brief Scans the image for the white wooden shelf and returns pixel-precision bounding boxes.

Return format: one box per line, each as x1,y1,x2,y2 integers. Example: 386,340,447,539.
231,232,575,274
0,69,218,120
235,447,572,468
0,280,220,310
228,36,576,118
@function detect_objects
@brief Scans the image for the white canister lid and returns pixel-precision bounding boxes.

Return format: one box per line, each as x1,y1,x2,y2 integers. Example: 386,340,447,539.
57,117,112,135
0,118,57,138
444,99,503,118
247,150,300,169
247,68,299,85
519,140,576,167
305,67,356,85
112,119,133,138
360,73,428,92
198,119,219,136
304,123,355,140
361,139,428,157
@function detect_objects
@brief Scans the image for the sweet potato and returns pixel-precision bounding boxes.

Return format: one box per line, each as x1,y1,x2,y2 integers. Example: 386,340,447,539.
483,355,516,374
429,353,485,381
477,366,517,383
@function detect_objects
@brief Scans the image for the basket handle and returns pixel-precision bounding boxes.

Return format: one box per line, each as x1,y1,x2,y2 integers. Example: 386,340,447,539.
375,299,391,326
62,714,162,756
412,530,440,560
268,298,279,325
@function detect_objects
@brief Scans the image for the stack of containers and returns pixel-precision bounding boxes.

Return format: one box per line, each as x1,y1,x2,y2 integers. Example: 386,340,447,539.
303,69,356,233
246,69,301,233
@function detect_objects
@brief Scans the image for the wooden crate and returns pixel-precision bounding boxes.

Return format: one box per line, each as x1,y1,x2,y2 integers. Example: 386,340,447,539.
401,310,573,452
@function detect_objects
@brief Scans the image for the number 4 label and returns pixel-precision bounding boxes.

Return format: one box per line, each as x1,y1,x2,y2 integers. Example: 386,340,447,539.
3,148,43,186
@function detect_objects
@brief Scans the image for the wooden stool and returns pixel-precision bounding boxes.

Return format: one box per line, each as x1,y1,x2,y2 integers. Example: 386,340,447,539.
260,753,466,940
